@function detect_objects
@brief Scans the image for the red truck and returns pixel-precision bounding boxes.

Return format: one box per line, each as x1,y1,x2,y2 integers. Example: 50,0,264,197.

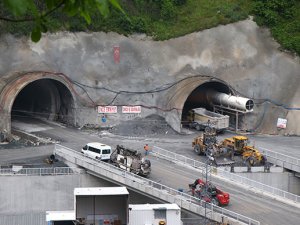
189,179,230,206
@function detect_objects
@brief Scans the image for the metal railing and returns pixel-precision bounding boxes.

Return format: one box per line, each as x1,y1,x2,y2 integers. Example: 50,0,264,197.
260,147,300,173
0,167,77,176
55,144,259,225
152,146,300,204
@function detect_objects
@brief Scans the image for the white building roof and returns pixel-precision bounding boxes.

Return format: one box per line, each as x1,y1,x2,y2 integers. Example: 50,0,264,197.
129,203,180,211
46,210,75,221
74,187,129,196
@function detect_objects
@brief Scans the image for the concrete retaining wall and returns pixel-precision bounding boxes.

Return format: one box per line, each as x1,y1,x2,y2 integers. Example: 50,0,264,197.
0,174,111,214
0,174,161,215
236,172,300,195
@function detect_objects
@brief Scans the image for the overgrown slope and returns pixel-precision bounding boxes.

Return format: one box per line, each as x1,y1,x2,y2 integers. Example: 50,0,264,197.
252,0,300,56
0,0,299,55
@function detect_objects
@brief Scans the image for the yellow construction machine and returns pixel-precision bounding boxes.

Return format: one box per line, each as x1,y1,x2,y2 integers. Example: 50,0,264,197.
221,136,267,166
192,126,267,166
192,127,235,166
192,127,218,156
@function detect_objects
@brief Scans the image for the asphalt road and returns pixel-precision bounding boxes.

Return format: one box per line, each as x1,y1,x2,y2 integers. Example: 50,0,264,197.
147,156,300,225
2,118,300,225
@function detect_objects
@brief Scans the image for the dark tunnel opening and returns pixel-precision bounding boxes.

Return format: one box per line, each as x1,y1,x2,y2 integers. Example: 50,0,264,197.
11,79,75,126
180,81,240,130
181,81,256,131
182,81,231,117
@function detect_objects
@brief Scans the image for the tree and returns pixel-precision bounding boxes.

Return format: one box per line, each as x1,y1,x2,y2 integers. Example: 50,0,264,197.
0,0,123,42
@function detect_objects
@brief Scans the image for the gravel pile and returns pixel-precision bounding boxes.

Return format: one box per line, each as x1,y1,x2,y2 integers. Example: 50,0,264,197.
110,114,178,137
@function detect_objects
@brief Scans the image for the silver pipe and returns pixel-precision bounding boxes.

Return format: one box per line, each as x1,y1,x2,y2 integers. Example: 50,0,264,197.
207,90,254,111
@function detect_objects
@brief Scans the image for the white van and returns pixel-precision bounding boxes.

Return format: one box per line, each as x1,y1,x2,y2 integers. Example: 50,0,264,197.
81,142,112,161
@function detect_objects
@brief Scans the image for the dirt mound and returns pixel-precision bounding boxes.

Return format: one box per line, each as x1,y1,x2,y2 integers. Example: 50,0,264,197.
110,114,178,137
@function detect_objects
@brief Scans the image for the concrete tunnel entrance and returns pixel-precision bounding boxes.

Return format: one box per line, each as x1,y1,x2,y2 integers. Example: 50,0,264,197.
162,76,254,132
180,80,254,130
181,81,231,128
11,79,74,125
182,81,231,116
0,73,77,138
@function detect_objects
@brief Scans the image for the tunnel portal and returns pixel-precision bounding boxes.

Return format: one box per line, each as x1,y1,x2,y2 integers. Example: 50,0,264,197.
177,80,253,131
181,81,232,125
12,79,75,125
0,73,77,138
182,81,231,114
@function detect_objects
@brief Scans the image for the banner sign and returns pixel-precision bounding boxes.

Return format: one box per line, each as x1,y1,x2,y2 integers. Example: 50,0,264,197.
113,46,120,63
122,106,141,114
98,106,117,114
277,118,287,129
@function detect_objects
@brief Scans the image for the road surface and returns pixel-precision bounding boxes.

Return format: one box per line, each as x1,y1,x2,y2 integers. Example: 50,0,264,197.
1,117,299,225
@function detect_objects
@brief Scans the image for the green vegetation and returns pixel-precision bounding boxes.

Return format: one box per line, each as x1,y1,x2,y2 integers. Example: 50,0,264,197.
251,0,300,55
0,0,123,42
0,0,299,55
86,0,251,40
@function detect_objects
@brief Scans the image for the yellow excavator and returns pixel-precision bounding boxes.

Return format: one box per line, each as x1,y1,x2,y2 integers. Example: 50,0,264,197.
220,136,267,166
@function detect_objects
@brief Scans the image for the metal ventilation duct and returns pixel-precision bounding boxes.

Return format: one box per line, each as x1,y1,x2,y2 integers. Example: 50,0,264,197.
206,90,254,112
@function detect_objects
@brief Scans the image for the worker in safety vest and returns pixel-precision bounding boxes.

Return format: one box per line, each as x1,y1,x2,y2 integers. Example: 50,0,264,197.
144,144,150,156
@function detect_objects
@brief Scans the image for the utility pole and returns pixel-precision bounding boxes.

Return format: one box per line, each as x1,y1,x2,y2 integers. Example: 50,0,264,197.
204,156,213,225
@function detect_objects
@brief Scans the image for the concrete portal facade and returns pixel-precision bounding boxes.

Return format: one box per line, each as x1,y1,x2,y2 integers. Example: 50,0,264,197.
0,72,77,137
0,19,299,135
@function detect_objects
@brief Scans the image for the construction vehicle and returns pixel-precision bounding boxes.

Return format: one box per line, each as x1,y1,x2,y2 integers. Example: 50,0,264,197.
188,179,230,206
220,136,267,166
192,126,217,155
192,127,266,166
186,108,229,132
192,127,234,166
110,145,151,177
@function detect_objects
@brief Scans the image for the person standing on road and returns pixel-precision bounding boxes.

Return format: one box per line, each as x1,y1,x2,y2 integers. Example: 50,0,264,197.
144,144,150,156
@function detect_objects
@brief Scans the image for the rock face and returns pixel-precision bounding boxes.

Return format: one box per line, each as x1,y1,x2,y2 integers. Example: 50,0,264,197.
0,18,299,135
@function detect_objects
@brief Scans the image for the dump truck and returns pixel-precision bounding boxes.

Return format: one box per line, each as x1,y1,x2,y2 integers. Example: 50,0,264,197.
110,145,151,177
187,108,229,132
220,136,267,166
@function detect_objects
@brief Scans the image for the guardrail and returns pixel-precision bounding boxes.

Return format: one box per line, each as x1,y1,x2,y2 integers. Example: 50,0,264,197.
55,144,259,225
152,146,300,204
260,147,300,173
0,167,77,176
